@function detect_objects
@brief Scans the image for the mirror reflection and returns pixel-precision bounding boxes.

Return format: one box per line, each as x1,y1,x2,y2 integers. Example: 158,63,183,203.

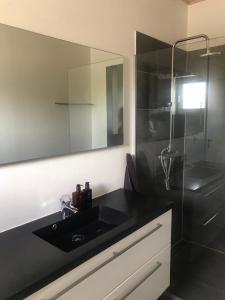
0,23,124,165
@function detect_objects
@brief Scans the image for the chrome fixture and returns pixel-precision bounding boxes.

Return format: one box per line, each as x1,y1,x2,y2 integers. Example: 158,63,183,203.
160,34,221,190
60,195,78,220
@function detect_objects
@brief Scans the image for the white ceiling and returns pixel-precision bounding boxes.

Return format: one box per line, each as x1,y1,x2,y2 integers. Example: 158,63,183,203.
183,0,205,4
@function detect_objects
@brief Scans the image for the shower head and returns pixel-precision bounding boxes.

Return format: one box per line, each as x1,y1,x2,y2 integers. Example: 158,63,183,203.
200,49,222,57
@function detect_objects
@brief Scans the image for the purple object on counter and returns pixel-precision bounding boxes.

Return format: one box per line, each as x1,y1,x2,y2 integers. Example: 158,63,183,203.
124,153,138,192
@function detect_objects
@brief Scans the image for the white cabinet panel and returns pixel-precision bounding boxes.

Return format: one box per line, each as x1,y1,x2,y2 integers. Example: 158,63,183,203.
103,246,170,300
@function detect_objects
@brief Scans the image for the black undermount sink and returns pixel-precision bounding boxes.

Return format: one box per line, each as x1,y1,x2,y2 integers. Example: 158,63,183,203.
33,206,132,252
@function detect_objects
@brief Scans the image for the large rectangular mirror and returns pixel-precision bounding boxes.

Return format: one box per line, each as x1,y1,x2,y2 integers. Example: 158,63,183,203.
0,23,124,165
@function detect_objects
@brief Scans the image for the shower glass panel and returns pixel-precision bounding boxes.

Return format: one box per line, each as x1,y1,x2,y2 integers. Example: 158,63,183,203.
135,32,185,246
136,33,225,298
178,37,225,253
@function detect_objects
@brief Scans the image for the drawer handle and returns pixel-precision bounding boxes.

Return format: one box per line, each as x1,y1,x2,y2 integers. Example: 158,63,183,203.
202,213,218,226
113,223,162,257
115,262,162,300
203,182,224,197
46,224,163,299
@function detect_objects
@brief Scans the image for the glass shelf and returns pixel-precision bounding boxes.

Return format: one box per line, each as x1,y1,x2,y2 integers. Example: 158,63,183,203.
55,102,94,106
136,107,170,113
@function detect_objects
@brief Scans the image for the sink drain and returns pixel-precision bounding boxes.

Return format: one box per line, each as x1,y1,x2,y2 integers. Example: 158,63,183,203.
71,234,85,243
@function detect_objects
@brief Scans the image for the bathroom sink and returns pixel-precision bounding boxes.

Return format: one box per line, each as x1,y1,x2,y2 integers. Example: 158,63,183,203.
33,206,132,252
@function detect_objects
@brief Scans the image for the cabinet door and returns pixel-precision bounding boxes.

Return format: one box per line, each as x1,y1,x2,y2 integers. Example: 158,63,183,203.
103,246,170,300
56,211,171,300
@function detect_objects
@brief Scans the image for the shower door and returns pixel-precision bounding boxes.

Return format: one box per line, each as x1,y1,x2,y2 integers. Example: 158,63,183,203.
178,38,225,253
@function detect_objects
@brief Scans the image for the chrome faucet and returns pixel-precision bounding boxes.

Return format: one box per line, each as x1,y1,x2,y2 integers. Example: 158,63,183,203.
60,195,78,220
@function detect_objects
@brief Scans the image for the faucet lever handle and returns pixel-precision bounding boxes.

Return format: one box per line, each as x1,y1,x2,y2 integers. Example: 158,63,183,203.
60,194,78,220
60,194,71,205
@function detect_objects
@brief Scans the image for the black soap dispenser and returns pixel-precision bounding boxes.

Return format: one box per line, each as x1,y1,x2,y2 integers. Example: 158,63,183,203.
72,184,85,211
84,182,92,209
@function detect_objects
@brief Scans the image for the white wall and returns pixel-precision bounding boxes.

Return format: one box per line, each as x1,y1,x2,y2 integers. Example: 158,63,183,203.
0,0,187,232
188,0,225,38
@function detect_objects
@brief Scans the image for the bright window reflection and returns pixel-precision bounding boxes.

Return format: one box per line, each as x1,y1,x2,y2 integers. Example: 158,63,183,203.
182,82,206,109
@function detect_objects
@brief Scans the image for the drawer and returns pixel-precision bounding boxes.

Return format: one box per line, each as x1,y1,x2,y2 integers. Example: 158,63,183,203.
111,209,171,262
26,210,171,300
103,246,171,300
57,210,171,300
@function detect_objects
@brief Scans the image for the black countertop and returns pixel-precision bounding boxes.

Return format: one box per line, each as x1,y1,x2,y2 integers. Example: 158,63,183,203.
0,189,172,300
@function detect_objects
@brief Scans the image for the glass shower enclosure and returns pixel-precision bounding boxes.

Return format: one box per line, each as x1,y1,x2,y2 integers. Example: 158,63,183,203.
177,37,225,253
136,32,225,298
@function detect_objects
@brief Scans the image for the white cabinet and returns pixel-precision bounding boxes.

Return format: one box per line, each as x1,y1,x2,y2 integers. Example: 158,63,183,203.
26,210,171,300
103,246,170,300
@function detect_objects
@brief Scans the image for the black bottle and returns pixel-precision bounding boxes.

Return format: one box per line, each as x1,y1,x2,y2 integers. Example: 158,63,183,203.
84,182,92,209
72,184,85,211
